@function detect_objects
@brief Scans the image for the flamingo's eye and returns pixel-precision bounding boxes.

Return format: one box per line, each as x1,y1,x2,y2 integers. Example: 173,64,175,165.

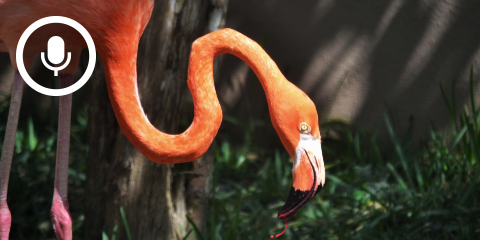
299,122,311,134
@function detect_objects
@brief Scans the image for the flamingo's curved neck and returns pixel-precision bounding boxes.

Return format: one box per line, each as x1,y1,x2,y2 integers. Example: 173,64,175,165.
102,29,293,164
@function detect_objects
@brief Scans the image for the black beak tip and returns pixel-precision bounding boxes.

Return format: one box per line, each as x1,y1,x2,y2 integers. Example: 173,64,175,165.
277,187,310,219
277,184,324,219
277,207,295,219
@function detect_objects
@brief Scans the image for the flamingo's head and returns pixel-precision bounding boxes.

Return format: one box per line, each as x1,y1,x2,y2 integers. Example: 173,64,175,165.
270,88,325,219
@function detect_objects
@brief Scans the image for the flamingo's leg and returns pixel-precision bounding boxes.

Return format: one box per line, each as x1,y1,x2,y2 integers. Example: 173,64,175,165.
0,71,24,240
51,74,73,240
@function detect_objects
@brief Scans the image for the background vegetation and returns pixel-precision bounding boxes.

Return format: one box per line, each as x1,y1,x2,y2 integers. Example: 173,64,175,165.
200,68,480,239
1,69,479,239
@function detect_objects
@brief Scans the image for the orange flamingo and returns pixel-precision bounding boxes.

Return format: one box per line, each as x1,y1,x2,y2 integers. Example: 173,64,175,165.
0,0,325,239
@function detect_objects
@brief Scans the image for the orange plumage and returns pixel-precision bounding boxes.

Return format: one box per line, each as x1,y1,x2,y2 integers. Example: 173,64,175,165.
1,1,325,238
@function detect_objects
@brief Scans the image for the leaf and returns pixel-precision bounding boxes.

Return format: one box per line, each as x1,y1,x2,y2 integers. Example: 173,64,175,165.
412,159,424,190
112,225,118,240
186,215,204,240
28,116,38,151
466,113,480,162
102,231,109,240
236,154,246,168
440,83,458,133
182,229,193,240
221,142,230,162
386,163,407,190
418,209,453,217
384,114,414,189
15,130,24,153
119,207,132,240
450,126,467,150
470,66,476,119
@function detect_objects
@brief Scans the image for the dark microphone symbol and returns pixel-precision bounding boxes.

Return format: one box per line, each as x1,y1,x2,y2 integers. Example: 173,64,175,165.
41,36,71,76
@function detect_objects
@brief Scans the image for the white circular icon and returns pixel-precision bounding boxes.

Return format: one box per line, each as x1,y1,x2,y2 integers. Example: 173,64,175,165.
16,16,96,96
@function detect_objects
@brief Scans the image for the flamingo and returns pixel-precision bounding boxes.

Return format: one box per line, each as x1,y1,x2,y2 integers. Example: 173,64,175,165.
0,0,325,239
0,3,84,240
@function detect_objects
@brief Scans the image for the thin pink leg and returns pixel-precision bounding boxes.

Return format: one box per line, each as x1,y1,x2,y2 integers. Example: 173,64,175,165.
51,74,73,240
0,71,24,240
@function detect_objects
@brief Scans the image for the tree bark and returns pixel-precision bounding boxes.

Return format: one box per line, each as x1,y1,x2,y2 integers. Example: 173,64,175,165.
84,0,228,239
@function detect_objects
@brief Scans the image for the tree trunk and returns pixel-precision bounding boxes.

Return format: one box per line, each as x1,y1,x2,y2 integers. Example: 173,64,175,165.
84,0,228,239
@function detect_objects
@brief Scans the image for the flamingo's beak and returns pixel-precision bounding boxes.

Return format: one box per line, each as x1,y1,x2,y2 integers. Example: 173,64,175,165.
277,135,325,219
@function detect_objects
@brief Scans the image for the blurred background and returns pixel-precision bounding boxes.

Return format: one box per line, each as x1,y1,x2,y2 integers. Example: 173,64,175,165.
216,0,480,146
0,0,479,239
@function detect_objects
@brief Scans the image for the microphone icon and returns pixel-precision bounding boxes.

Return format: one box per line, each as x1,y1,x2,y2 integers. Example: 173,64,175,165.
41,36,71,76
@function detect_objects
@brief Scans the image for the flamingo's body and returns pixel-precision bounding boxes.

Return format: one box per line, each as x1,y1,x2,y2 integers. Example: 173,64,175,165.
0,0,325,239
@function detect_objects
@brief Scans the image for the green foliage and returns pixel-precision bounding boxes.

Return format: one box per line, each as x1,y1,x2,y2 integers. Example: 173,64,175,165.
102,225,118,240
0,101,88,239
102,207,132,240
119,207,133,240
201,70,480,239
186,215,204,240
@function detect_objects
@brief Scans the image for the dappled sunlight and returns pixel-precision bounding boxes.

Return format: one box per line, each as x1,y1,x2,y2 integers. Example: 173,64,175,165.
373,0,406,44
298,29,355,92
396,0,458,96
299,29,370,121
224,0,480,145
